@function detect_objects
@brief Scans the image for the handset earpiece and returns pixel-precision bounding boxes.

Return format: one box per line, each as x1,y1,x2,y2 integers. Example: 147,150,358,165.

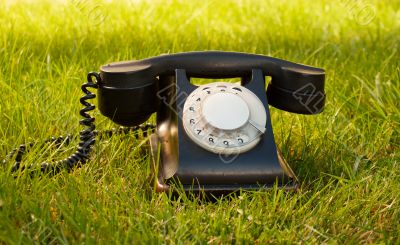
97,65,159,126
267,65,326,114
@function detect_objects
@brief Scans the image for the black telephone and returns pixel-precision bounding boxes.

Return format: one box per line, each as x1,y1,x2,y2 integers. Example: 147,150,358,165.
5,51,324,193
97,51,326,192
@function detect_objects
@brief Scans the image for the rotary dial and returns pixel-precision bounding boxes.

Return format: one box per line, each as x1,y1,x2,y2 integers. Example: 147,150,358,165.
182,82,267,154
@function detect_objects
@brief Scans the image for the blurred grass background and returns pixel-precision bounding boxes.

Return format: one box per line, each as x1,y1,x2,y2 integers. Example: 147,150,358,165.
0,0,399,243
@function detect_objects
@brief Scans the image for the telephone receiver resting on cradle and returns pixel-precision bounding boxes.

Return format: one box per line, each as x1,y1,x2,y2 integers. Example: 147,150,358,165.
97,51,326,193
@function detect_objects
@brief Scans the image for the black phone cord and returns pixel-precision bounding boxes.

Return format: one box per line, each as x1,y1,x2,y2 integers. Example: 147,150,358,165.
2,72,155,176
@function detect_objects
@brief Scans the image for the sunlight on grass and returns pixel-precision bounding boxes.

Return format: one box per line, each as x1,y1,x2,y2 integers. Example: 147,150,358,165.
0,0,399,243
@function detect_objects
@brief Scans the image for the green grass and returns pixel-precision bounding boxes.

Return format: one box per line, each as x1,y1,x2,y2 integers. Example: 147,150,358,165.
0,0,399,243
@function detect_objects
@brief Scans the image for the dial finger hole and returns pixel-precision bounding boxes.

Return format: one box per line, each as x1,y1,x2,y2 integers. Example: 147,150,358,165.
236,134,249,145
220,139,235,148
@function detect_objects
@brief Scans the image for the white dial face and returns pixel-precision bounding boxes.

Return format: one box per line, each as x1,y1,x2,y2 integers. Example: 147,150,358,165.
182,82,267,155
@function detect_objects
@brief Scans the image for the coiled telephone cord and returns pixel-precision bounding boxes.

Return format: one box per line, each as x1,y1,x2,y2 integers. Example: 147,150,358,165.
2,72,156,176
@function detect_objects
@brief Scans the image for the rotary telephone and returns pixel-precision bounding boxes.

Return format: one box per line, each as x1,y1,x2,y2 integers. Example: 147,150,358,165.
98,51,325,192
5,51,325,193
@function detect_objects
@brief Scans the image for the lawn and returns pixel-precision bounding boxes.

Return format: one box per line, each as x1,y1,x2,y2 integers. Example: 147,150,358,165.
0,0,399,243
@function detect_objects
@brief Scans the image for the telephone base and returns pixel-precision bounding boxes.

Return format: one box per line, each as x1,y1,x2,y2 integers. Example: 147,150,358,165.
172,183,298,195
149,134,298,194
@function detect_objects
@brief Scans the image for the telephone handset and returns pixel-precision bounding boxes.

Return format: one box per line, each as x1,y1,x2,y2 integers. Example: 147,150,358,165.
98,51,325,192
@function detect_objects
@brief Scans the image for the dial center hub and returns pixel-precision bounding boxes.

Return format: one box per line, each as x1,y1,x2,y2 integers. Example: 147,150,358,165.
201,92,250,130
